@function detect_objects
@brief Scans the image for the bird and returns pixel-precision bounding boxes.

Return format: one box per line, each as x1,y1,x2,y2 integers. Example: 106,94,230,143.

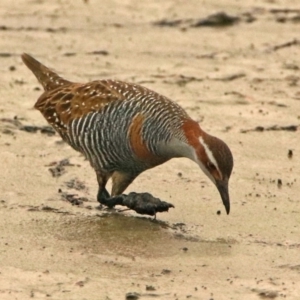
21,53,234,216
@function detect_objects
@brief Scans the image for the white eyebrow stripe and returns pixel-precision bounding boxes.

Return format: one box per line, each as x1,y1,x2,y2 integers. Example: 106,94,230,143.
199,137,221,174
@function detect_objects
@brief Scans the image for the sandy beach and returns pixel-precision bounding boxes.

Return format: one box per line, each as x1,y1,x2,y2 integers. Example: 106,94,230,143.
0,0,299,299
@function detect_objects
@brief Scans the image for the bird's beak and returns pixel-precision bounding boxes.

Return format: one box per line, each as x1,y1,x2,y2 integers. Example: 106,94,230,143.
216,179,230,214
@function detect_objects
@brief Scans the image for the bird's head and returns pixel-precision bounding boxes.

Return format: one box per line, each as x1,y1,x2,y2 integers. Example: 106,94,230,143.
182,120,234,214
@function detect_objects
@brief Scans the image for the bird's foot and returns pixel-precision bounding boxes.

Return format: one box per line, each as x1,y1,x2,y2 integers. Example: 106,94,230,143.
98,195,125,209
97,188,119,210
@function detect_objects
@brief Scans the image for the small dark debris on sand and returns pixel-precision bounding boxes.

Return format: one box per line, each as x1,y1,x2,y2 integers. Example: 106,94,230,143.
277,179,282,188
154,9,300,30
0,117,22,134
154,11,254,28
27,205,72,215
0,52,14,57
266,38,300,52
0,116,55,136
0,25,67,33
20,125,55,136
153,18,186,27
63,52,76,57
252,288,278,299
59,189,88,206
126,292,140,300
154,73,203,86
46,159,75,177
41,206,59,212
213,72,246,81
288,149,293,159
173,222,186,231
268,101,287,108
86,50,109,56
241,125,298,133
192,12,240,27
270,8,300,24
64,178,87,191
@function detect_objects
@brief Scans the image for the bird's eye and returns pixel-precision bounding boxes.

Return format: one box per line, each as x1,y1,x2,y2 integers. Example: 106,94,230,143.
207,162,216,170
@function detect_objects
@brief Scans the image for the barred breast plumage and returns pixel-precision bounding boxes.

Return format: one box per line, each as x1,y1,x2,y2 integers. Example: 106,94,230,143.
22,53,234,216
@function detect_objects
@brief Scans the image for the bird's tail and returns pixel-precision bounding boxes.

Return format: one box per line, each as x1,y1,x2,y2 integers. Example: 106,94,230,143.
21,53,71,91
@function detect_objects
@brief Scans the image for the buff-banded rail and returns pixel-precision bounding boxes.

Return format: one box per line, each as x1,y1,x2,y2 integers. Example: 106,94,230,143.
21,53,233,217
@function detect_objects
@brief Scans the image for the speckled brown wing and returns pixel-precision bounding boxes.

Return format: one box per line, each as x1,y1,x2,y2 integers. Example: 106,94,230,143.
22,53,125,133
33,78,171,133
34,80,125,132
22,53,189,136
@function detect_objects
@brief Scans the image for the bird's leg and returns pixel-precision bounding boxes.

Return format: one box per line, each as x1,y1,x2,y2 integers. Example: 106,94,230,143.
99,171,135,208
111,171,136,197
96,170,112,207
97,188,110,204
96,171,135,209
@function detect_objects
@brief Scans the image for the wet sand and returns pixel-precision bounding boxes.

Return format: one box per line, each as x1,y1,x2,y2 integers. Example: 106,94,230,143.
0,0,300,299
